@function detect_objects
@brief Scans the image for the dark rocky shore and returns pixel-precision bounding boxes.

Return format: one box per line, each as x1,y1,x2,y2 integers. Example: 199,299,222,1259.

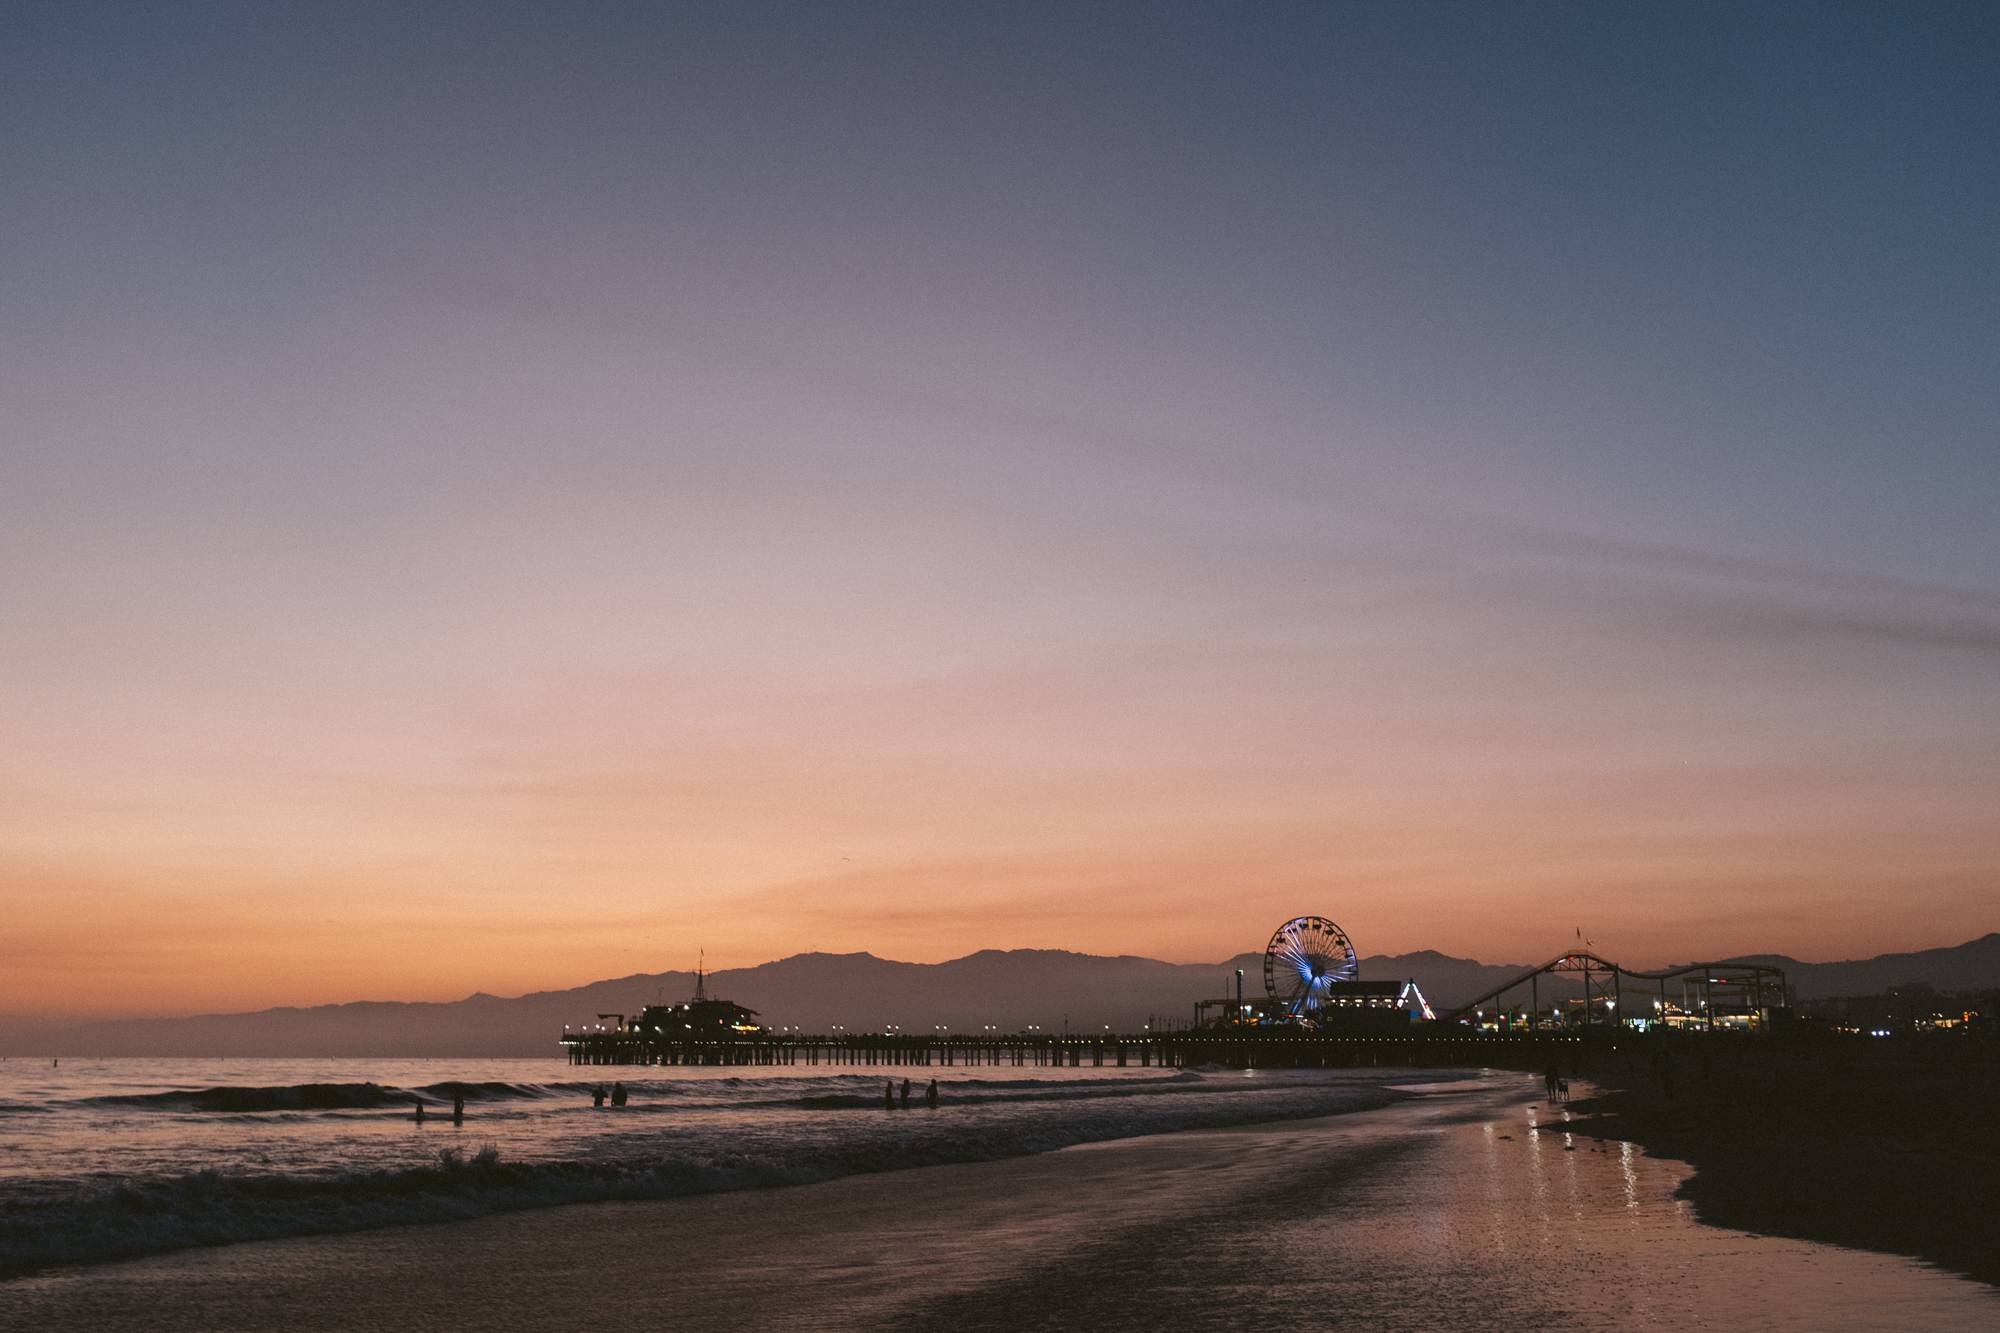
1561,1035,2000,1287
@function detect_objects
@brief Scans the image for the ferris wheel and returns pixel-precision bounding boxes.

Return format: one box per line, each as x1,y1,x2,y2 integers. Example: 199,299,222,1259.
1264,916,1359,1019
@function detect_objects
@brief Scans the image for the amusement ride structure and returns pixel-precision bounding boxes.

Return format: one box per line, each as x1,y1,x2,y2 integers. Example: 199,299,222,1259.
1441,951,1789,1031
1263,915,1361,1019
1195,915,1432,1030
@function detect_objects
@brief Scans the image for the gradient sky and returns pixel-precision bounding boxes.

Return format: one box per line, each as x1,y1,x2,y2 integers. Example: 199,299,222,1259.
4,4,1997,1019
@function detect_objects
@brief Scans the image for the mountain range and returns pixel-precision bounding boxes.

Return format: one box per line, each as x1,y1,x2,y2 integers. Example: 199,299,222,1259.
16,934,1998,1057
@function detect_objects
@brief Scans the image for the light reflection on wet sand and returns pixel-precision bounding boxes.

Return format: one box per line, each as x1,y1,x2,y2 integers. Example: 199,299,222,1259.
3,1074,1991,1331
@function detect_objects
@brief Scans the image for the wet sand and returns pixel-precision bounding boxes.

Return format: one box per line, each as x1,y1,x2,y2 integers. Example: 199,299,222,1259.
1562,1038,2000,1287
4,1074,1991,1331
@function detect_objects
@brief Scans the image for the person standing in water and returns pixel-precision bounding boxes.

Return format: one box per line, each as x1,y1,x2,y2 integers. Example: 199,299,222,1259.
414,1096,425,1123
899,1078,911,1109
884,1081,895,1110
592,1085,607,1108
610,1081,627,1107
452,1093,465,1124
926,1079,938,1109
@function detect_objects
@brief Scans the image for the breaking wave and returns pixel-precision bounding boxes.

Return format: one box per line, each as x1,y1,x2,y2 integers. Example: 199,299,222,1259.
75,1073,1219,1116
1,1068,1440,1278
87,1084,414,1113
83,1080,591,1114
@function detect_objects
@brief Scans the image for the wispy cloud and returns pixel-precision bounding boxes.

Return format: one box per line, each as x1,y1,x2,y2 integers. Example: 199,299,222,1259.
1470,515,2000,655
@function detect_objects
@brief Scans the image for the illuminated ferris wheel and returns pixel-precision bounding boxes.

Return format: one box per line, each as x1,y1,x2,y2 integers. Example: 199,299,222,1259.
1264,916,1359,1019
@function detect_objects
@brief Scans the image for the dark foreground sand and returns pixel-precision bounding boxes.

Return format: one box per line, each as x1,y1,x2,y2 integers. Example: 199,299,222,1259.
3,1075,1991,1332
1562,1037,2000,1287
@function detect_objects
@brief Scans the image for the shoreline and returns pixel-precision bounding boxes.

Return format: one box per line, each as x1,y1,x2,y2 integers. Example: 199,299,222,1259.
1561,1039,2000,1288
5,1091,1435,1331
0,1065,1436,1281
4,1074,1990,1331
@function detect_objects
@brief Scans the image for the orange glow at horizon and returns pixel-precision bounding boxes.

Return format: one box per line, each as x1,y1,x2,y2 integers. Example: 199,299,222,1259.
7,552,1995,1022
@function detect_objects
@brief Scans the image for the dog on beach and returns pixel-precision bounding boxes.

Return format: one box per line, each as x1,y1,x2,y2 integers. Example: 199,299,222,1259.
1555,1077,1569,1103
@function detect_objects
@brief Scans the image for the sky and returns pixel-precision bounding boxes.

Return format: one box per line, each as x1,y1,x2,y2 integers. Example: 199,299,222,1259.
3,3,1996,1019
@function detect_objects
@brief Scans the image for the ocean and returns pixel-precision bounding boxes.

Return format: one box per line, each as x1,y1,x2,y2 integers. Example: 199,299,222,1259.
0,1056,1431,1276
3,1060,1993,1330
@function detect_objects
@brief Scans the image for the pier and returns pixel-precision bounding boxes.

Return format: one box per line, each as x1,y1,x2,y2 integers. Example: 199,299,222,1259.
561,1028,1597,1071
561,921,1793,1071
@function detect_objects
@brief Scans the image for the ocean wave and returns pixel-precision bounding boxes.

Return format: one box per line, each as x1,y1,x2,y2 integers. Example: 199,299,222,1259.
412,1080,567,1103
48,1070,1238,1119
0,1073,1421,1278
87,1084,414,1113
77,1080,595,1114
785,1081,1201,1111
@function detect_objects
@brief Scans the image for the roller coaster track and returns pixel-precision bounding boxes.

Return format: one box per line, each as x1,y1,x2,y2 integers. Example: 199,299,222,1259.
1439,950,1787,1024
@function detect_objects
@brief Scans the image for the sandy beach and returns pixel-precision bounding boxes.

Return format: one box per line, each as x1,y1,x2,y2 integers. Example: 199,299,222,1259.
4,1074,1990,1332
1562,1037,2000,1287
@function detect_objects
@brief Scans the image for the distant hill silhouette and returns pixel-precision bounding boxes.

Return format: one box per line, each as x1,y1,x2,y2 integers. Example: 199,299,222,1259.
16,934,1998,1057
1713,933,2000,1000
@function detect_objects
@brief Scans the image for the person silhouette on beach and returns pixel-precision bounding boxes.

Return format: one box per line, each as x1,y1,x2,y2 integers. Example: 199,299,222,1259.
899,1079,911,1109
926,1079,938,1109
884,1081,895,1110
414,1096,425,1123
452,1093,465,1124
611,1081,627,1107
592,1085,607,1108
1544,1064,1559,1101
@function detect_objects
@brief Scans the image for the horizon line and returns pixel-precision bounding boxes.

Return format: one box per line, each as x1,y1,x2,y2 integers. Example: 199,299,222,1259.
12,930,1994,1029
